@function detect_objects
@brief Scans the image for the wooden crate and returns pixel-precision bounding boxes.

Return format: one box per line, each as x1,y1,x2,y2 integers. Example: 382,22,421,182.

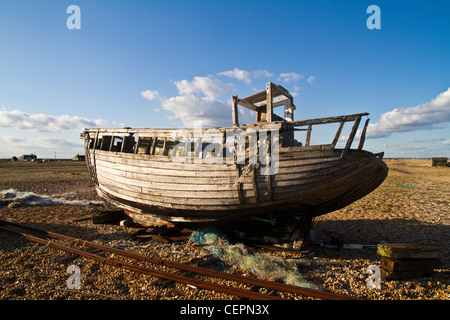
377,243,441,280
380,256,441,280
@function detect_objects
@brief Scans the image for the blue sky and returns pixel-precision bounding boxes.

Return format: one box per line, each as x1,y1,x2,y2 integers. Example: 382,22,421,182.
0,0,449,158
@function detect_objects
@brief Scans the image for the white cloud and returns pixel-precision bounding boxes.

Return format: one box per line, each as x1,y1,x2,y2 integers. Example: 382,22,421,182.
1,135,84,159
141,90,160,101
291,85,301,96
1,135,81,148
409,138,445,143
0,108,121,132
278,72,303,83
1,136,26,143
307,76,316,84
218,68,273,84
444,140,450,145
141,69,316,128
174,76,229,100
141,75,238,127
162,95,230,127
367,88,450,138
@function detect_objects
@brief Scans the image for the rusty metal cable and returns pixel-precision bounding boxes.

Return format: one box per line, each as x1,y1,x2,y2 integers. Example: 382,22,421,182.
0,225,282,300
0,219,362,300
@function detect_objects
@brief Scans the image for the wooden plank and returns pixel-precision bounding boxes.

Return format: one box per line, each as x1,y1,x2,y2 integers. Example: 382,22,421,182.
83,121,288,139
236,164,243,204
95,151,236,171
332,121,345,146
96,163,241,184
341,116,361,158
381,268,436,281
237,98,258,112
271,83,293,100
269,161,377,195
380,256,441,280
266,82,273,123
305,124,312,147
232,95,239,126
98,183,242,208
124,210,175,227
259,161,357,184
251,167,260,203
242,90,268,105
134,135,140,154
286,113,369,128
357,118,370,150
95,158,234,177
264,131,273,200
162,137,167,156
279,144,335,153
377,243,440,259
95,148,346,178
380,256,441,273
278,148,338,159
96,169,253,192
151,137,158,155
278,155,340,167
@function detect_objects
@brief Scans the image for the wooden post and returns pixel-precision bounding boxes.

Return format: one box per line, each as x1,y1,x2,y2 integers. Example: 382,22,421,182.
266,82,273,123
251,167,260,203
341,116,361,158
91,130,99,186
151,137,158,155
134,135,140,154
109,136,115,151
332,121,345,147
232,95,239,127
305,124,312,147
194,137,202,159
256,105,267,122
236,164,243,204
357,118,370,150
218,131,226,158
162,137,167,156
265,131,273,200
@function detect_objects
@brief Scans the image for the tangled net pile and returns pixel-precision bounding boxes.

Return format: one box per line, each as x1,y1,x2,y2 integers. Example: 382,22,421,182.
190,229,318,289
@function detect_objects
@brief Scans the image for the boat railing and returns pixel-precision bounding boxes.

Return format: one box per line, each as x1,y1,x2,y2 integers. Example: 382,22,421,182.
80,82,371,162
282,113,370,158
81,112,370,164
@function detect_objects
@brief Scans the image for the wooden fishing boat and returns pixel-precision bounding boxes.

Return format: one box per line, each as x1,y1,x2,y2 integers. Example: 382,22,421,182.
81,82,388,248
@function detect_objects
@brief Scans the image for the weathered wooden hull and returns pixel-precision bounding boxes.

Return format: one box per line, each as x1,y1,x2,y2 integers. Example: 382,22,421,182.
86,146,388,224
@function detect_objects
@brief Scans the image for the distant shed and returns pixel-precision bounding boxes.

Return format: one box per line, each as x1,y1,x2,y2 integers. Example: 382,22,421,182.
19,154,37,161
432,157,448,167
72,154,85,161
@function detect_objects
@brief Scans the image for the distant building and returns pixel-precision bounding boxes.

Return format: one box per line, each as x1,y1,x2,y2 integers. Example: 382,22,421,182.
432,157,448,167
19,154,37,161
72,154,85,161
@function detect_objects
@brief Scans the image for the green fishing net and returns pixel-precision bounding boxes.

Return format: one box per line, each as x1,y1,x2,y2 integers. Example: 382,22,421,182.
190,229,318,289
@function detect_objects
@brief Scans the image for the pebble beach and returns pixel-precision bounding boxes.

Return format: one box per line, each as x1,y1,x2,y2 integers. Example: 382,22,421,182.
0,159,448,301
